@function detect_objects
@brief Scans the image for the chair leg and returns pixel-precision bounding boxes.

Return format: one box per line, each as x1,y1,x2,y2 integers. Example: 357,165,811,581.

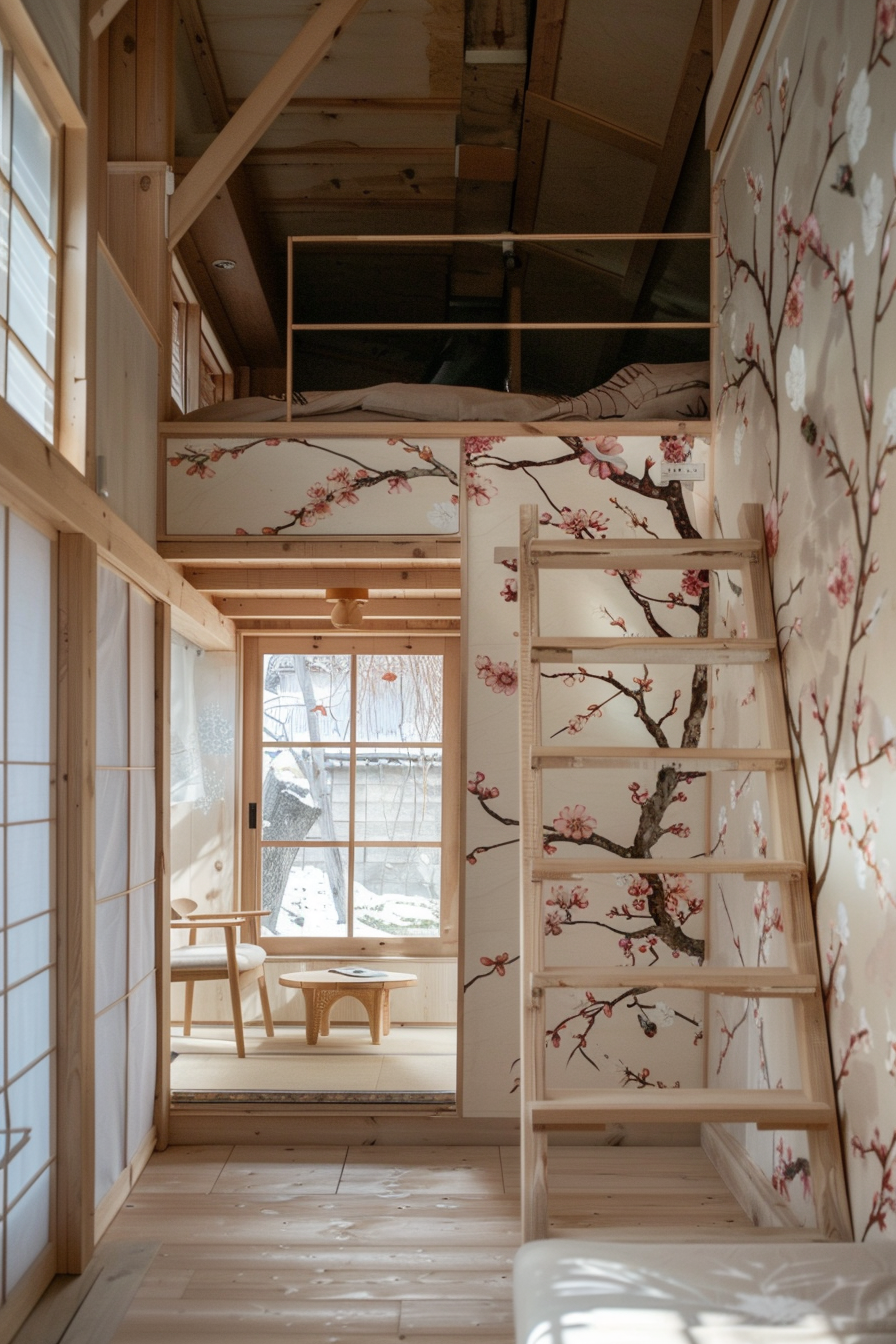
223,927,246,1058
183,980,195,1037
258,967,275,1037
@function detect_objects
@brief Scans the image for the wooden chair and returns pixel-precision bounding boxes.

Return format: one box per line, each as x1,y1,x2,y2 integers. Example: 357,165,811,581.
170,899,275,1058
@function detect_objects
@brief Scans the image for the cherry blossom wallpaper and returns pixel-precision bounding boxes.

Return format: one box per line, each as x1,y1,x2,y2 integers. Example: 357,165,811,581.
461,433,714,1115
713,0,896,1237
165,434,460,536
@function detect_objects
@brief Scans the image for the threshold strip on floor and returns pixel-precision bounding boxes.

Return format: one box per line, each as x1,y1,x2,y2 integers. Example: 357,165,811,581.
171,1090,458,1105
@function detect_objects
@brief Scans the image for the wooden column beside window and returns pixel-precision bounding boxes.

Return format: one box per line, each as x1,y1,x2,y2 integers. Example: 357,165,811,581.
56,533,97,1273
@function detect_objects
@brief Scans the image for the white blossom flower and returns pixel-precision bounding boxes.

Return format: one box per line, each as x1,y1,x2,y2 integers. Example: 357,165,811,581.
733,417,746,465
862,174,884,256
717,805,728,842
835,901,850,945
834,962,847,1005
847,69,871,164
427,500,459,532
855,845,867,889
654,1001,676,1028
858,1006,873,1049
883,388,896,446
839,241,855,290
785,344,807,412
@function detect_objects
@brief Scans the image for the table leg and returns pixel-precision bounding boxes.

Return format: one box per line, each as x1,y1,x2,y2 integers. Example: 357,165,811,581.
303,987,321,1045
382,989,391,1036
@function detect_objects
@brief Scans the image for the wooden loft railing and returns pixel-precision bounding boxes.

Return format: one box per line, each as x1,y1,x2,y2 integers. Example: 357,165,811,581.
279,230,713,437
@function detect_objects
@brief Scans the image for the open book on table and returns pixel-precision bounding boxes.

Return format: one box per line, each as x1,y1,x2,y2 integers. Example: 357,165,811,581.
329,966,389,978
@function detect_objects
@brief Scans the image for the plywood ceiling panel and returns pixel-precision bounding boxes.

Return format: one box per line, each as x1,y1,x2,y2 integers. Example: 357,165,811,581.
203,0,463,102
252,112,458,151
553,0,703,145
533,122,656,240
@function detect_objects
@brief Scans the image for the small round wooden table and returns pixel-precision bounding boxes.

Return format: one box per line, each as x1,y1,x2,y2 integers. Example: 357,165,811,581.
279,970,418,1045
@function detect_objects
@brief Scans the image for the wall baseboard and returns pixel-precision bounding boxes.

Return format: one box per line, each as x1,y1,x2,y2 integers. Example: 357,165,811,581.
702,1122,803,1228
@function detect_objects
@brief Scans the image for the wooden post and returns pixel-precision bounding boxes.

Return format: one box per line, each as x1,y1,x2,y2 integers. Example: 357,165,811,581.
154,601,171,1149
56,533,98,1272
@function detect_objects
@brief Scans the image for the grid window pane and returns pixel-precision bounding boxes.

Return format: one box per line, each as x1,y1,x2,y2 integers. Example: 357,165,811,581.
6,821,50,925
263,653,350,743
7,513,50,763
263,747,339,841
354,749,442,842
357,654,443,742
6,969,51,1079
11,74,52,241
354,846,441,937
263,847,347,937
8,204,54,372
5,1168,50,1295
0,180,9,320
6,337,52,440
7,912,51,987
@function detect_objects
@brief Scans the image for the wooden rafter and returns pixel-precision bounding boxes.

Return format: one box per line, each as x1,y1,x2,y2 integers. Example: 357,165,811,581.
227,96,461,115
512,0,568,232
173,0,286,363
169,0,369,249
523,91,663,165
88,0,131,40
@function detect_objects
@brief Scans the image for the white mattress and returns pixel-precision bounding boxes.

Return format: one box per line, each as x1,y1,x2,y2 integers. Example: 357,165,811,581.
513,1240,896,1343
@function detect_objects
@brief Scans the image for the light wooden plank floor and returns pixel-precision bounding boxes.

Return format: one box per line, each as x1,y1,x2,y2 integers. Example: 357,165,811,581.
98,1143,758,1343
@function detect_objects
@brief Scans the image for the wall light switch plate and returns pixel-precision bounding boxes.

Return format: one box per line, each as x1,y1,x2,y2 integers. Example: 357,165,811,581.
660,461,706,483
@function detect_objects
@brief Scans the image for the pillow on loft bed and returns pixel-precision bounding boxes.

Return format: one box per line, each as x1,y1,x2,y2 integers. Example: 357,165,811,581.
180,361,710,424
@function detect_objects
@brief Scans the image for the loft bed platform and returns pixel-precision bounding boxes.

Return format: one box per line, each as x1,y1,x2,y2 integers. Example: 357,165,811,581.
160,417,712,440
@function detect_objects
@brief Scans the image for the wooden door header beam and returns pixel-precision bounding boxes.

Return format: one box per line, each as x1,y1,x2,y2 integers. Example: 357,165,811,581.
169,0,369,250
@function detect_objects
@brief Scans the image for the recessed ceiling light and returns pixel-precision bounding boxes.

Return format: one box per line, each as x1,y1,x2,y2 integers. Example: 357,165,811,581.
212,258,236,270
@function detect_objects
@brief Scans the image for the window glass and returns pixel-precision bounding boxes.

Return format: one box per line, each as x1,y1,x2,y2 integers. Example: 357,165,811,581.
9,203,54,370
11,73,52,241
258,650,445,939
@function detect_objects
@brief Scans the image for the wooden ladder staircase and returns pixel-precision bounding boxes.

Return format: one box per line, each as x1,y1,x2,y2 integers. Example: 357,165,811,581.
518,502,852,1241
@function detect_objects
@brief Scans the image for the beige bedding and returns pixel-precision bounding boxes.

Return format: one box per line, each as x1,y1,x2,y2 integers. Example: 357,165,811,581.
182,361,710,424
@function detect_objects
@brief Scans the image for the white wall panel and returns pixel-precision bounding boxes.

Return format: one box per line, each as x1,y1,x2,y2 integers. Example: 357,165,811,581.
126,975,156,1162
96,566,129,768
94,1003,126,1205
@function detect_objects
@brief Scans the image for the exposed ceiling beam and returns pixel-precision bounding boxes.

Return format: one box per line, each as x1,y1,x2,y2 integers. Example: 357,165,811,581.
175,0,284,365
706,0,772,149
227,96,461,115
215,597,460,619
511,0,569,232
184,565,460,593
157,537,460,562
169,0,369,249
621,0,713,303
261,198,455,212
523,91,663,165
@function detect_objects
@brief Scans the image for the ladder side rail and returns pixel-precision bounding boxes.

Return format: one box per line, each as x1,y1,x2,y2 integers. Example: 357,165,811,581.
739,505,853,1239
519,503,549,1241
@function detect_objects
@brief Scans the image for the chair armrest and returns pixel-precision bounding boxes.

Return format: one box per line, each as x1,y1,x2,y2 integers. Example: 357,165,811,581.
170,918,246,929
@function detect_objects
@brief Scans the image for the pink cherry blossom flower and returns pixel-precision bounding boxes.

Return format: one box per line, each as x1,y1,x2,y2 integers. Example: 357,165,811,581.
558,507,610,537
783,273,804,326
660,435,692,462
797,213,821,261
475,654,518,695
827,545,856,608
466,471,497,505
628,782,649,805
500,578,518,602
553,804,597,841
681,569,710,597
388,476,412,495
544,910,564,936
480,952,510,975
878,0,896,40
464,435,505,455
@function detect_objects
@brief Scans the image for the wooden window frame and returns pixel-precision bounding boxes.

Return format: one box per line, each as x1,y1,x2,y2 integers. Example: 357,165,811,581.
170,256,232,415
240,633,460,958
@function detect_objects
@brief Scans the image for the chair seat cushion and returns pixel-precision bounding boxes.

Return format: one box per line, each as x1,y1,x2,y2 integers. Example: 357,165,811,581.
171,943,266,973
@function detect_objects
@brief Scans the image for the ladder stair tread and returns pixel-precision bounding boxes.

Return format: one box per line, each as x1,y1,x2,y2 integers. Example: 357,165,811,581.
529,537,763,569
532,967,816,994
531,636,775,664
531,1089,833,1128
531,746,790,770
532,857,805,881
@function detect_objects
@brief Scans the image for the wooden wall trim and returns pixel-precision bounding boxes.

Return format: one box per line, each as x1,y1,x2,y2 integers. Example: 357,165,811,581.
705,0,775,150
0,398,234,650
56,534,98,1273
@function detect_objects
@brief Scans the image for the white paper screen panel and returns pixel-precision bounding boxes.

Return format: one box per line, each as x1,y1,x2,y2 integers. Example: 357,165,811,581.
95,565,158,1211
0,509,54,1301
